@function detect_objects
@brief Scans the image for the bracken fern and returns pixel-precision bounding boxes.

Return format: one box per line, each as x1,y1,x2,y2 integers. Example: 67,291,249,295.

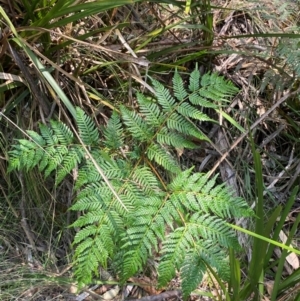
8,68,253,298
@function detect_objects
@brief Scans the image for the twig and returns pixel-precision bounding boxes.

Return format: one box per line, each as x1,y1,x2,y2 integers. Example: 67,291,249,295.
208,87,300,178
127,290,182,301
125,5,149,31
6,41,50,116
20,26,150,67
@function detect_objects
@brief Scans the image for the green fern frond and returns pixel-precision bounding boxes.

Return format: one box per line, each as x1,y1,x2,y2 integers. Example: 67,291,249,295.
157,128,196,148
181,251,206,299
74,183,113,209
169,169,251,218
50,120,73,145
99,157,130,179
74,166,90,190
167,167,194,190
199,72,238,102
190,213,240,249
121,181,143,204
158,228,190,287
130,166,162,196
120,199,166,280
187,69,238,107
198,87,225,102
124,171,221,287
213,74,239,96
8,67,252,294
158,220,234,294
189,92,217,108
120,106,153,141
76,107,99,145
74,225,113,284
10,120,80,182
39,123,57,146
71,193,102,212
188,67,200,92
26,130,46,146
56,147,82,185
151,78,177,112
72,211,105,227
44,145,67,178
277,39,300,77
197,241,230,281
38,151,50,173
103,111,124,150
19,140,39,170
173,70,188,101
167,113,207,141
8,139,43,171
137,93,164,127
176,102,213,121
259,39,300,93
8,152,21,171
73,225,100,245
147,143,180,172
181,241,230,298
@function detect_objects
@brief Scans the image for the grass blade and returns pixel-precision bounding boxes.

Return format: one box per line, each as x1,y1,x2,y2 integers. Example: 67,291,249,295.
265,186,299,266
271,210,300,300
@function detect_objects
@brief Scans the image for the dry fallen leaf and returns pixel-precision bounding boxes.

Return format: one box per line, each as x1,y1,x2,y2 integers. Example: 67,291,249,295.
129,276,163,295
279,230,299,270
264,280,274,296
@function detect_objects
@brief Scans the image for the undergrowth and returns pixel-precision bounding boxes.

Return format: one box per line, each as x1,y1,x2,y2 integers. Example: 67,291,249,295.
8,68,253,298
1,0,300,299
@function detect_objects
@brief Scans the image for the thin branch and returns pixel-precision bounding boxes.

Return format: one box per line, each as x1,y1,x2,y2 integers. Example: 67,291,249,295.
208,87,300,177
127,290,182,301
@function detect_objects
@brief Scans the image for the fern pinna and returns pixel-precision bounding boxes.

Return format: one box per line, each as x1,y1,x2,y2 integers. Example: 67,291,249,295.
9,68,252,298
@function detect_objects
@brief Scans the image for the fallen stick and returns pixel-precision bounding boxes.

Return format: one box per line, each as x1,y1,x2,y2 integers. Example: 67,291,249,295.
127,290,182,301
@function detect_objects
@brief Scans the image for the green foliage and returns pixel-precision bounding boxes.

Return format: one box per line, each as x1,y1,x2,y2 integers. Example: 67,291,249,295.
277,39,300,77
8,68,252,297
260,35,300,93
